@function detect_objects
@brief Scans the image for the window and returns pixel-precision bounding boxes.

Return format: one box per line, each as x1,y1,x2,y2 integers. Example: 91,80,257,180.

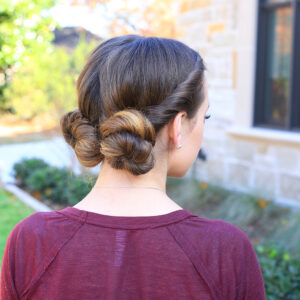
254,0,300,131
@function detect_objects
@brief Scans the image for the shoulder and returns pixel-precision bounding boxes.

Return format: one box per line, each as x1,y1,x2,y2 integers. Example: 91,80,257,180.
179,215,251,247
6,209,85,259
175,215,256,270
4,210,75,268
9,208,84,240
8,210,70,242
6,211,50,247
3,210,84,296
174,216,265,299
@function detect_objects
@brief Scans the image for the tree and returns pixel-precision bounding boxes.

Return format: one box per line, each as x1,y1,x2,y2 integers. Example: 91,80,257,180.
0,0,58,111
70,0,181,38
4,34,98,121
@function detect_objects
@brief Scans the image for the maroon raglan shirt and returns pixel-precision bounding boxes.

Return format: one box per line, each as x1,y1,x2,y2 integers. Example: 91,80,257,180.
0,206,266,300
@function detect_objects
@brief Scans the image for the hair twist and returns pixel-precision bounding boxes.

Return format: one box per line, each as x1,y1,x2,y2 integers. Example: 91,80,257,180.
143,55,206,130
99,109,156,175
60,110,104,167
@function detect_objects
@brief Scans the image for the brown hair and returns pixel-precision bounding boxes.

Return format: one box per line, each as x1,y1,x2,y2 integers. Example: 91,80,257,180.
60,35,206,175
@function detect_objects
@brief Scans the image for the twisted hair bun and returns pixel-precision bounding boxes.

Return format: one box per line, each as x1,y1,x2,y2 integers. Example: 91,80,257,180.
60,110,104,167
99,109,156,175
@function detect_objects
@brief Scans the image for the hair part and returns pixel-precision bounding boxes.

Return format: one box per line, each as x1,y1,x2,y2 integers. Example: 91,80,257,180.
60,35,206,175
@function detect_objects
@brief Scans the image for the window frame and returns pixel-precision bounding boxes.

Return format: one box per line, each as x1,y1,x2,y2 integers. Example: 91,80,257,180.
254,0,300,132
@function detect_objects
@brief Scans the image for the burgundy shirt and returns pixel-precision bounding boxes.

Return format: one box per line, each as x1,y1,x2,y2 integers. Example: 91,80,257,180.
0,206,266,300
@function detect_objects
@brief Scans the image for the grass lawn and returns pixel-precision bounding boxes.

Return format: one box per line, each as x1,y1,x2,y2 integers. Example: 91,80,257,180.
0,189,35,268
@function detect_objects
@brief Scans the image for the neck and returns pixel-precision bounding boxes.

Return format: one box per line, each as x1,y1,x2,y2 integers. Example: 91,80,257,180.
74,159,183,215
94,159,167,192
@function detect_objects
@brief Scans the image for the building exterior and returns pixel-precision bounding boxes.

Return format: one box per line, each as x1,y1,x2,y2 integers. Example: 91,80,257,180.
178,0,300,207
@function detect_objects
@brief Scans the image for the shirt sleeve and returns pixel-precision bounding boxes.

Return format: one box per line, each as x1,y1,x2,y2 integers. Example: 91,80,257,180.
215,220,266,300
169,217,267,300
1,212,42,300
1,211,84,300
0,225,21,300
234,231,266,300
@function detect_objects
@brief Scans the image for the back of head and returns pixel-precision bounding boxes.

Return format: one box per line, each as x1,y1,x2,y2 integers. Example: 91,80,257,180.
60,35,206,176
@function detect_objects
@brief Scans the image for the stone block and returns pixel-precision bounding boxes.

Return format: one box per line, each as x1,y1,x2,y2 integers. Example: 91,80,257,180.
253,169,276,198
225,162,250,188
195,159,225,184
269,146,300,174
201,138,225,159
253,153,276,169
206,22,226,35
256,142,269,155
210,30,237,47
226,139,256,162
180,0,211,13
213,3,230,21
280,174,300,202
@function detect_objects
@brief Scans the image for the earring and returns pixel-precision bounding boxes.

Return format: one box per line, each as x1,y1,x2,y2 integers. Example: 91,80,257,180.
177,144,182,149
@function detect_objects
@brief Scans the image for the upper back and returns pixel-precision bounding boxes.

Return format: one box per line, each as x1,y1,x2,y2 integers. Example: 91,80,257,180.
0,207,266,300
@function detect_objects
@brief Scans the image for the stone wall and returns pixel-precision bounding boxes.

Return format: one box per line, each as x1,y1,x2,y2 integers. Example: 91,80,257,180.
177,0,238,126
177,0,300,207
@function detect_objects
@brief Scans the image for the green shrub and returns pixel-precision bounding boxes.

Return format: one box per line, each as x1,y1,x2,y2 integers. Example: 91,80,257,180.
12,158,97,205
254,243,300,300
67,175,96,206
26,166,73,204
24,167,51,192
12,158,49,186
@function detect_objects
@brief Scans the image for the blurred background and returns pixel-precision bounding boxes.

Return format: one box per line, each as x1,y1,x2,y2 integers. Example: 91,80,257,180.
0,0,300,298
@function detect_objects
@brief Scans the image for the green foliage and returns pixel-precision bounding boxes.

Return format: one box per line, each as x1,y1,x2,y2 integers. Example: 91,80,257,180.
25,166,71,202
0,0,58,109
0,189,35,267
12,157,97,205
12,157,49,186
4,35,99,120
67,175,97,205
254,243,300,300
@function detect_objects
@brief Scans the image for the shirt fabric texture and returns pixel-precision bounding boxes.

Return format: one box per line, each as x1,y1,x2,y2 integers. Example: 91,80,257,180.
0,206,266,300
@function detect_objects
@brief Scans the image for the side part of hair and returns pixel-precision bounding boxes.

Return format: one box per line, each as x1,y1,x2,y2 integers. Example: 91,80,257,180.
60,35,206,175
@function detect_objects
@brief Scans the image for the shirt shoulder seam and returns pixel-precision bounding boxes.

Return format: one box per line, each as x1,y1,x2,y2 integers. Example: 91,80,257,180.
21,213,86,299
166,223,223,300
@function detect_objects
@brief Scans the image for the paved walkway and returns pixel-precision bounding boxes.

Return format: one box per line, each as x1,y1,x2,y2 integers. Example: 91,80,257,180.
0,136,100,185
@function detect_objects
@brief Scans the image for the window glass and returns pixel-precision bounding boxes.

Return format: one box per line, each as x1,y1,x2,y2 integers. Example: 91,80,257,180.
265,7,292,127
267,0,291,3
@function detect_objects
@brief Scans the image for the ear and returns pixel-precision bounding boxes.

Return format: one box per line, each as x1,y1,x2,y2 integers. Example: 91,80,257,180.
169,111,185,148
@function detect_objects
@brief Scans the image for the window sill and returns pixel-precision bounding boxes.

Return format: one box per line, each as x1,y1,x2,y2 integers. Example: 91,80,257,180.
226,126,300,146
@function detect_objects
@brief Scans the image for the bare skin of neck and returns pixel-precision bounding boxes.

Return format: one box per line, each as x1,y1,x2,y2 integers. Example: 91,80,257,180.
74,148,183,217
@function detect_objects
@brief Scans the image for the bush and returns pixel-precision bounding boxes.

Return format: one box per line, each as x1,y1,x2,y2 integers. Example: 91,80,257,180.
12,158,97,205
254,243,300,300
67,175,97,206
12,158,49,186
25,166,73,204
